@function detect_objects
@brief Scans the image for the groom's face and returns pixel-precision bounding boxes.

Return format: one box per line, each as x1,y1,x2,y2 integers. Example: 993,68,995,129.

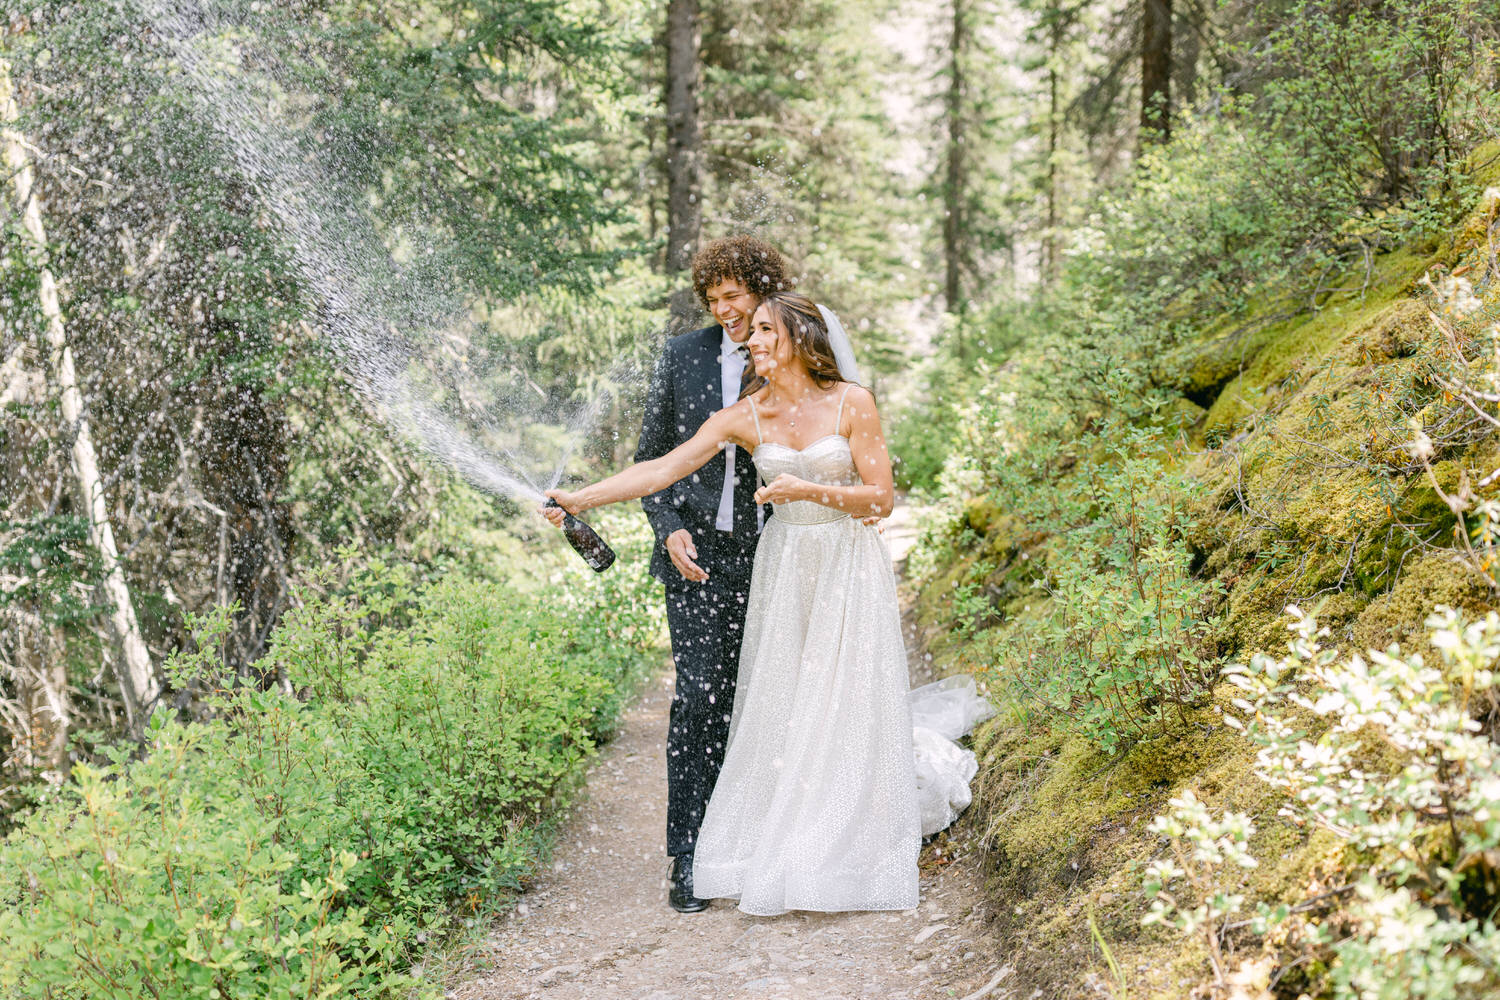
705,277,758,344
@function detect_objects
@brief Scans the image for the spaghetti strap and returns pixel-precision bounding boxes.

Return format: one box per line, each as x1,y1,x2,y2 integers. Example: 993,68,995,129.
835,383,854,437
748,397,764,446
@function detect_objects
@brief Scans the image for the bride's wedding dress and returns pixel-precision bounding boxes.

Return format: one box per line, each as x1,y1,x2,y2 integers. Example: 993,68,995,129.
909,674,994,837
692,390,992,916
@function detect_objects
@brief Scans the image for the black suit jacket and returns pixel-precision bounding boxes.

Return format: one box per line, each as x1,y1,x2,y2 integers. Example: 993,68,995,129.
636,325,763,583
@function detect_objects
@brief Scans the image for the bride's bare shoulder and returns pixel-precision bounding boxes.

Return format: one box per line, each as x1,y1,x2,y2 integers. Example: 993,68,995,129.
843,383,879,411
707,396,761,446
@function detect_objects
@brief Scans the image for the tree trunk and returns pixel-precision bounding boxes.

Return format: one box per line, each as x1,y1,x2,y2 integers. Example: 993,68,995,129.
1175,0,1201,114
664,0,703,330
7,613,70,777
1140,0,1176,145
196,381,293,675
1042,8,1063,289
1,57,159,735
1140,0,1173,146
0,328,43,409
944,0,968,330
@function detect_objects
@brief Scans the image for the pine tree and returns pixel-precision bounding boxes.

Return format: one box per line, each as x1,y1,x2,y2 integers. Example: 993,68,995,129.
664,0,704,329
924,0,1020,322
1140,0,1173,144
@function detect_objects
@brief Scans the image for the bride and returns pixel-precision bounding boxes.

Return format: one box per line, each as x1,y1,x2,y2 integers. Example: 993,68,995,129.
544,291,921,914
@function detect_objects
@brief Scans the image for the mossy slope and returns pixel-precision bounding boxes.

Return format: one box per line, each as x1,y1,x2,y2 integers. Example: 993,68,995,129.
913,169,1500,997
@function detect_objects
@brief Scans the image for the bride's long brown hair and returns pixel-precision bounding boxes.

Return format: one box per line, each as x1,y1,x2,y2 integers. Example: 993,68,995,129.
739,291,846,400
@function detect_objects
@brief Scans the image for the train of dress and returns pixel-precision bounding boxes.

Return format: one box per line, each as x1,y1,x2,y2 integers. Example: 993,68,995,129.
909,675,995,837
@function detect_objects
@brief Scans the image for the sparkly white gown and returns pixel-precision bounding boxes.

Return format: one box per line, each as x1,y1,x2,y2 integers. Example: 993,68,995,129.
690,427,923,916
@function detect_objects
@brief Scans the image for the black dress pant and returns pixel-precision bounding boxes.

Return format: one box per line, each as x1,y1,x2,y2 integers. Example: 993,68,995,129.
663,532,757,858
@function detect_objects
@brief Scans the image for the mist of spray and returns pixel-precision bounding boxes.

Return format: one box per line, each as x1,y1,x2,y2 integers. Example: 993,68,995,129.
134,0,618,505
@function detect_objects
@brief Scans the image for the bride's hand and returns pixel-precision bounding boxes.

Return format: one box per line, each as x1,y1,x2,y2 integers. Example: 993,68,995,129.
540,489,581,526
754,473,808,506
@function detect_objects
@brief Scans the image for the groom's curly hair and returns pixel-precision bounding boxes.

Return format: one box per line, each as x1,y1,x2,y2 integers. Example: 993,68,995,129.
692,235,793,309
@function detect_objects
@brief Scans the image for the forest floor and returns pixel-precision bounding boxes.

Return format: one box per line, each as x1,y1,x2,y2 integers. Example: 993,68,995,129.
449,502,1017,1000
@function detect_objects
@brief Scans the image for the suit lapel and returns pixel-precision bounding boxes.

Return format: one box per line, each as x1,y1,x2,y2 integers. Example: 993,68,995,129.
673,326,721,450
690,326,721,427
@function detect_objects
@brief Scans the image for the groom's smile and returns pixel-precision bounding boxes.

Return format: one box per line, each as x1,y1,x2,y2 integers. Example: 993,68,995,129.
705,277,758,343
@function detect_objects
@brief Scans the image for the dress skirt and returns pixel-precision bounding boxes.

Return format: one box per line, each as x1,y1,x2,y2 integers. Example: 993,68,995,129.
690,512,921,916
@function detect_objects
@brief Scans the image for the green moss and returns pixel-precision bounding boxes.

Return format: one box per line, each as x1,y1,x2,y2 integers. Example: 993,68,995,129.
963,497,1003,535
1340,298,1429,365
1193,261,1431,460
1165,334,1248,405
1202,372,1262,439
993,732,1127,863
1252,826,1349,915
1215,560,1315,655
954,669,1320,997
1464,140,1500,188
1350,551,1491,651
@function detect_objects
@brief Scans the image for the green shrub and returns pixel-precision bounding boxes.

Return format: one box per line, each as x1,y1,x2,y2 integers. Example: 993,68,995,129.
0,517,663,999
1256,0,1496,216
1145,606,1500,997
270,574,629,928
985,437,1223,753
915,379,1223,755
0,711,415,999
889,304,1037,494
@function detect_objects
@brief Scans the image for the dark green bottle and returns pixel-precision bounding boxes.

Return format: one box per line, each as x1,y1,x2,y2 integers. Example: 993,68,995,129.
544,499,616,572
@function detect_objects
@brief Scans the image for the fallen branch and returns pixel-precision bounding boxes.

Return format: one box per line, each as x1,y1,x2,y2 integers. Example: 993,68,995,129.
959,967,1013,1000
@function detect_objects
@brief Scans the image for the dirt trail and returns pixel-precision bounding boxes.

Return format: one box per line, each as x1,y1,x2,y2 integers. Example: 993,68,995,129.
452,503,1011,1000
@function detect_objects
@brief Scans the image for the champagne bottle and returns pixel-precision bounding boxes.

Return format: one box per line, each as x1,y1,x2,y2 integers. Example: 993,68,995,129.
544,499,616,572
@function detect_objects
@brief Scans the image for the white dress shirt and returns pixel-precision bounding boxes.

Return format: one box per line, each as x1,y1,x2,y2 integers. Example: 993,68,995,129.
716,330,748,531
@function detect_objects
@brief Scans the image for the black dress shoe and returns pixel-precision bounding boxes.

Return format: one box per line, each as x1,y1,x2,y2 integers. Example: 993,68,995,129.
668,853,710,913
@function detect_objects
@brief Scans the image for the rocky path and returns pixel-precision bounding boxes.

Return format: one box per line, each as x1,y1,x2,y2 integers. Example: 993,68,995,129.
451,503,1011,1000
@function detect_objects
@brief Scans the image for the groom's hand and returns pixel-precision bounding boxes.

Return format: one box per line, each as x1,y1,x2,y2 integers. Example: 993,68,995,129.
666,528,709,583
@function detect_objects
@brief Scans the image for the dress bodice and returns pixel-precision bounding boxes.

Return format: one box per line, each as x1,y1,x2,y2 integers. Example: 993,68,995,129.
752,436,860,525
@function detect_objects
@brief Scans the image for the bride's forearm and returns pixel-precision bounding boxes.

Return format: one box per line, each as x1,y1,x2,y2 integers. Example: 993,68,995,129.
797,480,893,518
574,455,684,513
563,411,736,514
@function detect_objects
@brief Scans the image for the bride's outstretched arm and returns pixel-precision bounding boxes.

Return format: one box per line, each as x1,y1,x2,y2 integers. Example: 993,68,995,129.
545,405,751,517
753,386,895,518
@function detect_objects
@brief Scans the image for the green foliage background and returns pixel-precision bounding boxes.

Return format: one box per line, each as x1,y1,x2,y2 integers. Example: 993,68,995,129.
896,1,1500,995
7,0,1500,996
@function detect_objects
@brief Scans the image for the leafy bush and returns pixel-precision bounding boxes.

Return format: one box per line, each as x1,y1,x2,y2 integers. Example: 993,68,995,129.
965,424,1222,754
888,304,1038,494
1401,256,1500,595
1256,0,1497,214
1142,790,1265,987
1143,606,1500,997
0,516,663,999
0,711,413,998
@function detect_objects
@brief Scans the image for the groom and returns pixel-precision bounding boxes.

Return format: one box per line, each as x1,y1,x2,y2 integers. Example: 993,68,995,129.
636,234,790,912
